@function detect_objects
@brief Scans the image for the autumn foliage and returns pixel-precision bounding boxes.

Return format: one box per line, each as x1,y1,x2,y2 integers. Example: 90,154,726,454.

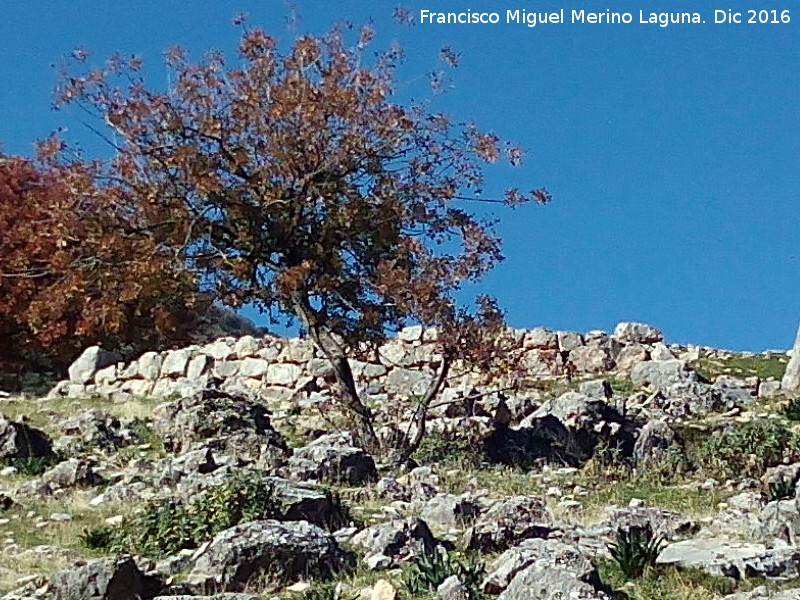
0,148,203,382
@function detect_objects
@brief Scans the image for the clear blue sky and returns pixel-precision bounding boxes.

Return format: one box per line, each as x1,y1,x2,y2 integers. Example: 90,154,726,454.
1,1,798,351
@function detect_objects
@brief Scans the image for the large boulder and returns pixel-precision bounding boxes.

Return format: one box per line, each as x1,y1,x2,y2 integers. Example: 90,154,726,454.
782,323,800,394
38,555,162,600
186,520,353,592
483,538,611,599
613,322,663,344
657,536,800,580
351,517,439,569
465,496,554,553
631,359,697,390
67,346,123,385
284,433,377,486
152,390,289,465
0,415,54,462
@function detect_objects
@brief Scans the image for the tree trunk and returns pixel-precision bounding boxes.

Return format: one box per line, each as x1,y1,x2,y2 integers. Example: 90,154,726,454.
289,292,379,450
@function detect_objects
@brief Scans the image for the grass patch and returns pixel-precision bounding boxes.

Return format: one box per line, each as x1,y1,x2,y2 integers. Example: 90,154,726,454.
690,353,787,383
598,559,785,600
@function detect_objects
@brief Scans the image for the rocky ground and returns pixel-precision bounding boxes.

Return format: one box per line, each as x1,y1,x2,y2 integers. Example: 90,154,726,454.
0,323,800,600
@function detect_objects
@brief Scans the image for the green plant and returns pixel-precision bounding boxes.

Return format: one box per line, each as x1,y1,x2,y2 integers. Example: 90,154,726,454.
784,398,800,422
608,523,666,580
78,525,117,551
119,472,279,558
413,430,485,468
401,549,486,599
768,478,798,502
304,582,339,600
9,455,56,476
692,420,800,479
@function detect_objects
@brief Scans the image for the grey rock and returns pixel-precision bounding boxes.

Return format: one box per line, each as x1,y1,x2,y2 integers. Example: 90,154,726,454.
631,359,697,390
152,389,289,461
615,343,649,371
265,363,302,386
633,420,684,468
465,496,554,552
351,517,439,568
238,358,270,378
68,346,123,385
55,409,127,452
233,335,261,358
484,538,609,599
438,575,469,600
657,536,800,580
756,499,800,546
523,328,558,350
187,355,211,379
285,433,377,485
137,352,163,380
41,458,102,489
782,323,800,394
613,322,663,344
578,380,613,400
186,520,353,593
420,494,481,532
160,349,192,378
556,331,583,352
722,586,800,600
42,554,162,600
568,339,620,373
0,415,53,462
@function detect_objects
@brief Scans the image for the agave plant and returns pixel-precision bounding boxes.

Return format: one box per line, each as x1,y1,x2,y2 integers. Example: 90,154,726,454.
608,523,666,579
768,478,798,502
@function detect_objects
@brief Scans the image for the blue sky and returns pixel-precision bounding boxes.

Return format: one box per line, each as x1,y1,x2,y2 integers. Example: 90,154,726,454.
1,1,798,351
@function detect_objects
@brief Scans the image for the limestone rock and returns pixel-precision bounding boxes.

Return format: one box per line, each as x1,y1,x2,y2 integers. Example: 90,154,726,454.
782,323,800,394
613,322,663,344
657,536,800,580
285,433,377,486
68,346,123,385
465,496,554,552
186,520,354,593
160,348,192,378
0,415,53,462
631,359,697,390
42,554,163,600
351,517,439,568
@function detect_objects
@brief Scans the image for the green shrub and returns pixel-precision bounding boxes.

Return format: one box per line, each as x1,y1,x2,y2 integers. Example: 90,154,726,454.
413,430,484,467
401,549,486,599
608,523,665,580
784,398,800,422
304,582,339,600
79,525,117,551
119,471,279,557
692,420,800,479
9,455,57,476
768,478,798,502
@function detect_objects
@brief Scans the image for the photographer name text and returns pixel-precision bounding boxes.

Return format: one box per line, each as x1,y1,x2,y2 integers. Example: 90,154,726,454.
419,9,792,28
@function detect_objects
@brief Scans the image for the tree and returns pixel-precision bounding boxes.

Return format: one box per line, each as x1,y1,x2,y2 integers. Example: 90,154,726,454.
0,145,205,384
55,21,550,455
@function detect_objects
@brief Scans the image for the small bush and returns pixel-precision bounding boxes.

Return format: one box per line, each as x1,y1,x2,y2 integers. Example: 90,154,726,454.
119,471,279,557
608,523,666,580
79,525,117,551
692,420,800,480
9,455,57,476
402,549,486,599
784,398,800,422
768,478,798,502
413,431,484,467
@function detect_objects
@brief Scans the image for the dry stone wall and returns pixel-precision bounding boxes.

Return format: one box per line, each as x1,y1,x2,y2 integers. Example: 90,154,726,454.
49,322,676,404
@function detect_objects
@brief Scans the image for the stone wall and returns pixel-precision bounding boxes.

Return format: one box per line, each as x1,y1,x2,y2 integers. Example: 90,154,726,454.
49,322,671,403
